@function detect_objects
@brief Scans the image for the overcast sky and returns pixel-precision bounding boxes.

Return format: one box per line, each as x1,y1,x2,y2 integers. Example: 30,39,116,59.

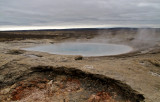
0,0,160,30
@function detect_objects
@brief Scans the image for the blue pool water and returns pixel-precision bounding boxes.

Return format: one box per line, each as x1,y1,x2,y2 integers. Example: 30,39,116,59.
23,42,133,56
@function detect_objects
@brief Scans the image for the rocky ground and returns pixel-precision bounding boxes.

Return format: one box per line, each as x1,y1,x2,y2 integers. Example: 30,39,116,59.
0,28,160,102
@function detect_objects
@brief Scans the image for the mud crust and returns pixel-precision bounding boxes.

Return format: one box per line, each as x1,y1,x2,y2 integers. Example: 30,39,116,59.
0,66,144,102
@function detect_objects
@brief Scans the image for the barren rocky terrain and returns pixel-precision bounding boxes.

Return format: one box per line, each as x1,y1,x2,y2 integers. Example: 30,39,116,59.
0,28,160,102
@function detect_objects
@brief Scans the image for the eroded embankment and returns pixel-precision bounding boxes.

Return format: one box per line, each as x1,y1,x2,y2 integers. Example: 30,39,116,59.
0,66,144,102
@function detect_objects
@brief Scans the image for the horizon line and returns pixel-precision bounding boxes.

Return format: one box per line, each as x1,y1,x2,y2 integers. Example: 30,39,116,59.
0,25,160,31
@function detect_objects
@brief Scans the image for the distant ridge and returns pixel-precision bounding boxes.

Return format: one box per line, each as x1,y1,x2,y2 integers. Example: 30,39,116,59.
1,27,159,32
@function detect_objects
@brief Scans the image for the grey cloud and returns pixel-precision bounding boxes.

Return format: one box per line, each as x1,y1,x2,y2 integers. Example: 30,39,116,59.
0,0,160,27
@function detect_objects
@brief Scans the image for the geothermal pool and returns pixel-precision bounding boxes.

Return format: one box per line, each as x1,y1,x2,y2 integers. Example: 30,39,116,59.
23,42,133,56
